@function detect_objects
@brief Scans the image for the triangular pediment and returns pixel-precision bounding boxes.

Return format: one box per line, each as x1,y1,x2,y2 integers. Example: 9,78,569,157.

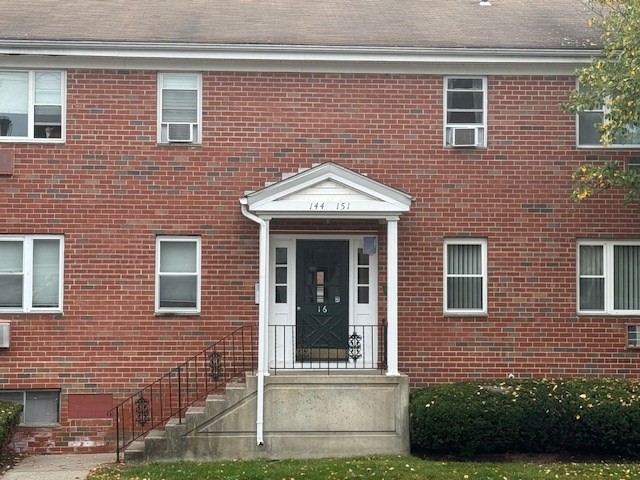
243,163,412,219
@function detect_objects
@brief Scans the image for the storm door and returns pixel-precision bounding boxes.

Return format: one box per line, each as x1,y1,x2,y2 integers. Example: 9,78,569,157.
296,240,349,362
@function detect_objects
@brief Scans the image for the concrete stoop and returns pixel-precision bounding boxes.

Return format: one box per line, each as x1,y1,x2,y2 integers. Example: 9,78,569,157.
124,372,409,462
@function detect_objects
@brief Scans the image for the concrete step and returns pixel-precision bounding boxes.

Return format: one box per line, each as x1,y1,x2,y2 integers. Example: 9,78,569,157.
131,375,255,462
224,382,251,405
123,440,146,463
164,417,188,439
204,394,229,417
144,429,167,453
243,371,258,391
185,405,207,430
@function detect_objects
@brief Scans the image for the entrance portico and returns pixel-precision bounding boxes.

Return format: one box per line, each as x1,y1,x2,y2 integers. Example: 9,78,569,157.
240,162,412,376
240,163,411,446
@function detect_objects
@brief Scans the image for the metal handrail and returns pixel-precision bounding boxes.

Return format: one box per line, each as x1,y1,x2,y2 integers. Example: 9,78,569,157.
108,325,257,462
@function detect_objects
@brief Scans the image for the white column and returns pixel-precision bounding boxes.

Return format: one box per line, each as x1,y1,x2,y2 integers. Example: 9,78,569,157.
386,217,399,376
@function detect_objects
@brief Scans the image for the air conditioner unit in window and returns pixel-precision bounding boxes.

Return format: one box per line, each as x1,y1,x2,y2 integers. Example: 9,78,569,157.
167,123,194,143
0,322,9,348
450,127,478,147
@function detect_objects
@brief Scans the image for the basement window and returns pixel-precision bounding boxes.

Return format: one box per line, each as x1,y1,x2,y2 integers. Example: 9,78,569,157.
629,325,640,348
0,390,60,425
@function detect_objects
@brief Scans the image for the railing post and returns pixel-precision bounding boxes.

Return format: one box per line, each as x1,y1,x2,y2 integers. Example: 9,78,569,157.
177,366,182,424
383,320,388,372
115,405,120,462
130,398,135,443
159,378,163,422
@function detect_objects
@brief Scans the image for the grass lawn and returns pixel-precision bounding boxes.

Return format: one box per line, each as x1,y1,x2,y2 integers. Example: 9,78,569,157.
87,455,640,480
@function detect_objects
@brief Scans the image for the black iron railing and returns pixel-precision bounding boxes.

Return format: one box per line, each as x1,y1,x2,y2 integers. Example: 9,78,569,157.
269,323,387,373
108,325,257,462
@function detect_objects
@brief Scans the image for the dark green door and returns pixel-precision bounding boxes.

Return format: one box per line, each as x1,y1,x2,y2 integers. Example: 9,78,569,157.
296,240,349,361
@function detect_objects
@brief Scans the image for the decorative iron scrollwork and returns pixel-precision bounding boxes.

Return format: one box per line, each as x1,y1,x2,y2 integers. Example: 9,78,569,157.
296,347,311,361
348,330,363,360
135,396,150,426
209,351,222,381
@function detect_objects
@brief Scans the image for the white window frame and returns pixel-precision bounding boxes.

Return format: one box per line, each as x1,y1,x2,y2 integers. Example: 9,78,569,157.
155,236,201,314
444,238,488,315
577,240,640,315
0,235,64,313
157,72,202,144
577,107,640,148
575,82,640,149
0,389,60,426
444,76,487,148
0,70,66,143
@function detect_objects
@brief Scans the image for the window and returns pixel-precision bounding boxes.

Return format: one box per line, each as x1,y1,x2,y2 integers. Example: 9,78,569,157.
444,77,487,148
158,72,201,144
628,325,640,348
156,236,201,313
0,390,60,425
0,70,65,141
578,240,640,314
275,247,288,304
0,235,63,312
577,105,640,148
357,248,370,304
444,239,487,314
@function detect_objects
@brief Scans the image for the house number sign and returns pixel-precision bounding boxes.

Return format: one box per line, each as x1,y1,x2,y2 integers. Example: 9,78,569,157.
309,201,351,211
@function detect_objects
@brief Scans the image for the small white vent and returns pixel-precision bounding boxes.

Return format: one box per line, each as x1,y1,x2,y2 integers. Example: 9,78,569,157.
450,127,478,147
0,322,9,348
166,123,194,143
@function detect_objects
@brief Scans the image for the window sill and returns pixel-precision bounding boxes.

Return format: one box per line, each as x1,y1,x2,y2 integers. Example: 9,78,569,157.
444,145,487,150
577,145,640,150
18,423,60,429
157,142,202,148
155,311,201,317
0,309,63,315
577,312,640,316
0,138,64,144
444,311,488,317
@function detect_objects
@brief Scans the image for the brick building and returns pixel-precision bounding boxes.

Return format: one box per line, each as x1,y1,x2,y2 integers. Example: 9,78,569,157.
1,0,639,460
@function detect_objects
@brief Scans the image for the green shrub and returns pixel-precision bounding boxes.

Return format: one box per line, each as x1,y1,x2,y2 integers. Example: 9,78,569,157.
410,378,640,458
0,400,22,462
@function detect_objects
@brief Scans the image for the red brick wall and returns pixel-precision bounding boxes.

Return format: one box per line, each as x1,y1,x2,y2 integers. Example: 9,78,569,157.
1,70,639,453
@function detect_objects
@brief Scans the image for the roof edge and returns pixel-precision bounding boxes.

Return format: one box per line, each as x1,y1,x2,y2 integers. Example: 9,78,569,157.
0,40,600,63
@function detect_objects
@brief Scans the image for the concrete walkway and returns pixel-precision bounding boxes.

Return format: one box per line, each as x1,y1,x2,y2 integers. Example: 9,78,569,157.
2,453,114,480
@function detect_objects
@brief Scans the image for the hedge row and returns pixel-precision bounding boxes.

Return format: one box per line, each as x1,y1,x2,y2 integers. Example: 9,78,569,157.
410,378,640,458
0,400,22,462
